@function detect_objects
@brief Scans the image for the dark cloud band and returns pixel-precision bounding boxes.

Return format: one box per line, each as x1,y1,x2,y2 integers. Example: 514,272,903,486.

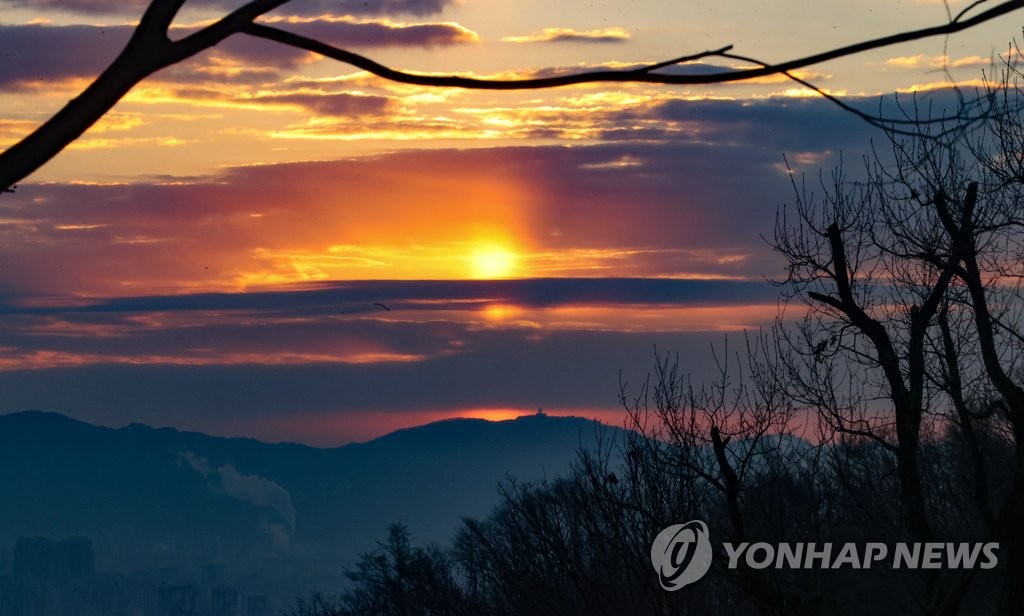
0,278,779,316
22,0,453,17
0,19,476,90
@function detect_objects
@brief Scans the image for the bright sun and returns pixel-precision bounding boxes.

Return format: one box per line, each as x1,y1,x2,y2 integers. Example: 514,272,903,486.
470,245,519,279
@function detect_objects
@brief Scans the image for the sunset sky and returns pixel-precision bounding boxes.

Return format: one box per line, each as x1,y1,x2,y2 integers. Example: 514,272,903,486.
1,0,1021,444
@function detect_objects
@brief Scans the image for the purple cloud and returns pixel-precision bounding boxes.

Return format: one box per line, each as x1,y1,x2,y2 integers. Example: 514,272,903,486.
263,18,478,48
0,311,750,444
0,24,130,89
251,91,395,116
23,0,454,17
502,27,630,44
0,19,477,90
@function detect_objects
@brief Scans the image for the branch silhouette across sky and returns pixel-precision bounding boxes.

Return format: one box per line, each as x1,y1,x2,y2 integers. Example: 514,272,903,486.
245,0,1024,89
1,0,1023,190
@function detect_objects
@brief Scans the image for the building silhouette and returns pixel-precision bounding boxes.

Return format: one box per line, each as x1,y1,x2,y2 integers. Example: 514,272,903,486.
1,537,276,616
12,538,94,584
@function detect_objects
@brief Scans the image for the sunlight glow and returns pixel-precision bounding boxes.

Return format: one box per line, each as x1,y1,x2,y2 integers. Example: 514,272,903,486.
461,408,533,421
481,303,524,322
470,244,519,279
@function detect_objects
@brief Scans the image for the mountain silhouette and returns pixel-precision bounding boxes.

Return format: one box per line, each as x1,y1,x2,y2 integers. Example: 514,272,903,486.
0,410,621,590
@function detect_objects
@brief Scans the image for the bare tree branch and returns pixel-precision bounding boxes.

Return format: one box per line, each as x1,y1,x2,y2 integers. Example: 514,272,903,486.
1,0,1023,191
244,0,1024,89
0,0,293,191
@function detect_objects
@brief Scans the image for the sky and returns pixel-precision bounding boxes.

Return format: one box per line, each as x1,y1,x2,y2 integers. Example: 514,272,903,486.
0,0,1021,445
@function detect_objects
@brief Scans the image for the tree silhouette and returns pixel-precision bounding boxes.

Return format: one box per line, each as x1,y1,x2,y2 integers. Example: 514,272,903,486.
770,54,1024,612
288,523,466,616
2,0,1024,190
285,46,1024,616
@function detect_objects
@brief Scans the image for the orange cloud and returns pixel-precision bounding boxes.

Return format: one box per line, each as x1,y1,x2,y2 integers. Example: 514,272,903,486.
0,119,40,146
0,349,428,371
884,54,991,70
256,15,481,47
466,303,776,333
502,27,631,44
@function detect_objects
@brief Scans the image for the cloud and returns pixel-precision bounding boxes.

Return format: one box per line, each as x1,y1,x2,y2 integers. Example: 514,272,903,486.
269,86,860,144
258,15,479,47
0,326,754,444
4,278,780,316
0,140,811,295
0,90,930,446
0,281,783,446
159,85,400,117
0,119,40,145
0,276,779,434
22,0,455,17
8,91,970,288
477,60,830,86
645,62,833,85
0,24,131,90
641,96,870,150
250,91,395,116
0,19,477,91
502,27,630,44
15,0,151,13
0,93,906,297
884,54,991,70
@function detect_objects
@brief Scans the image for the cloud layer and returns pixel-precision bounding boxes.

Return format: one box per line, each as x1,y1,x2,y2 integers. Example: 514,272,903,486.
0,19,477,91
502,27,630,44
0,296,771,444
22,0,455,17
0,52,972,444
0,141,811,295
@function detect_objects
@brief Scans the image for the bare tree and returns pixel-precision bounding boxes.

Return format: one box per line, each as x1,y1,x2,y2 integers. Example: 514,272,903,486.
617,338,847,616
771,45,1024,614
281,45,1024,616
2,0,1024,190
337,523,465,616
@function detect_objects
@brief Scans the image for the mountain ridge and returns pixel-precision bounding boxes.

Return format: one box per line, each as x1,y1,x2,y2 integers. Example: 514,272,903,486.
0,409,625,592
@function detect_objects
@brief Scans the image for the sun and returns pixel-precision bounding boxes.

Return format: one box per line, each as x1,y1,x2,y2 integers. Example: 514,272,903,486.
470,244,519,279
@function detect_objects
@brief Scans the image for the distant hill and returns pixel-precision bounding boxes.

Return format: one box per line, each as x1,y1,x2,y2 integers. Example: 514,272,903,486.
0,410,624,590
